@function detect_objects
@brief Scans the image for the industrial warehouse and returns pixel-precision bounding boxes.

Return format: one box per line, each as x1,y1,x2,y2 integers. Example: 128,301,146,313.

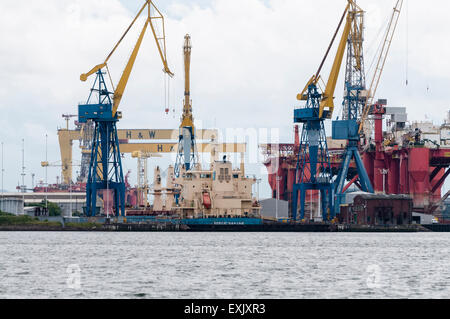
0,0,449,232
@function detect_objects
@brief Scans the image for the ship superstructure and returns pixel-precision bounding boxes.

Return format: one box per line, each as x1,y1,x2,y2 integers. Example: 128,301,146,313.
172,158,260,219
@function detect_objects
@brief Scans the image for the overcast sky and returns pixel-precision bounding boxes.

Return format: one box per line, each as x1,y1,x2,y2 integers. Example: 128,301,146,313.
0,0,449,198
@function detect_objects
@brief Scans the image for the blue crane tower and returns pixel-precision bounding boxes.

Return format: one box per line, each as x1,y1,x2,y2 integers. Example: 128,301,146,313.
332,2,374,214
292,83,334,221
78,71,125,217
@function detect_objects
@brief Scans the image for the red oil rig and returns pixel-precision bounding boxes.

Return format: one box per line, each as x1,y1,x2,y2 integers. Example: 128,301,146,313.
262,111,450,218
261,0,450,221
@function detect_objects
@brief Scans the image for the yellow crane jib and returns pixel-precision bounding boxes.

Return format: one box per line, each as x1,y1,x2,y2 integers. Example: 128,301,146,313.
80,63,107,82
318,1,353,119
297,75,320,101
181,34,194,129
175,34,198,176
79,0,174,117
297,1,359,120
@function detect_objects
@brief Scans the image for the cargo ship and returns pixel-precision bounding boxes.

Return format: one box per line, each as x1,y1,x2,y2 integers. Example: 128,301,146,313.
124,153,262,225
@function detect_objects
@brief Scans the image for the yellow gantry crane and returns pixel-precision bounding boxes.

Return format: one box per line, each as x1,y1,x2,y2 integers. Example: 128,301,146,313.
78,0,174,217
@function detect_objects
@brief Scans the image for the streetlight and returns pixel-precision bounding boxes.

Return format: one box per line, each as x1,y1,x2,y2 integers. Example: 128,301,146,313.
1,142,3,212
75,170,79,216
21,139,25,214
276,176,281,220
69,173,72,218
45,134,48,210
256,178,261,202
252,175,261,203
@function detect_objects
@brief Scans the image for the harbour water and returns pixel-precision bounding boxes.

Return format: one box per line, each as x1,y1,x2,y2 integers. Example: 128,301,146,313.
0,232,449,299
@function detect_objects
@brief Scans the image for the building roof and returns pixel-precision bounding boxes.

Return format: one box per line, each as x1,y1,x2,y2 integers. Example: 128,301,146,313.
355,194,412,201
0,192,85,200
260,198,289,204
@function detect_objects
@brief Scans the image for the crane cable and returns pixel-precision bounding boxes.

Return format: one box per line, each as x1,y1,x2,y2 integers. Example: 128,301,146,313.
164,71,167,112
366,14,390,80
315,4,349,81
164,72,171,115
106,65,115,92
168,73,171,114
149,3,171,115
405,0,409,86
359,0,404,135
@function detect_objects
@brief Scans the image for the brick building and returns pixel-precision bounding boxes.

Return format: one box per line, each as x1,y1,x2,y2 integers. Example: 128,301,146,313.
339,194,413,225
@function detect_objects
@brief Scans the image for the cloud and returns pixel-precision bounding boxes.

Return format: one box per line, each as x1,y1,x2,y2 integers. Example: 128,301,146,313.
0,0,448,196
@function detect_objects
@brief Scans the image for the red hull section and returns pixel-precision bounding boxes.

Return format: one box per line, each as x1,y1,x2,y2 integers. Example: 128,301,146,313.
264,146,450,215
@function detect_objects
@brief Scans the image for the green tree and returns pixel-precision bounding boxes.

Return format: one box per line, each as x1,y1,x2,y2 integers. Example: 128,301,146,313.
27,200,62,217
46,201,62,217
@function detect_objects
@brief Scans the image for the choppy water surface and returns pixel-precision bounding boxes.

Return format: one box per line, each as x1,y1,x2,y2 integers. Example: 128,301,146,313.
0,232,449,299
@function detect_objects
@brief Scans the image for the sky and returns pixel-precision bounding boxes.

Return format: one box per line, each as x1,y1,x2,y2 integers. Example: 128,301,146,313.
0,0,449,198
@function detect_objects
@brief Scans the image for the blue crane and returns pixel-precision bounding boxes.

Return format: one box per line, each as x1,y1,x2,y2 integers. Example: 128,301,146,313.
78,1,173,217
292,1,356,221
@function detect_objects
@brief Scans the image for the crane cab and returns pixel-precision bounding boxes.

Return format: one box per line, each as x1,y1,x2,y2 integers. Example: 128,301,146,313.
78,103,121,123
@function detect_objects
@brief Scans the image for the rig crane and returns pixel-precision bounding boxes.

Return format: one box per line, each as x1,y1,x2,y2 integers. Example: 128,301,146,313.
291,0,356,221
359,0,404,136
78,0,173,217
175,34,199,177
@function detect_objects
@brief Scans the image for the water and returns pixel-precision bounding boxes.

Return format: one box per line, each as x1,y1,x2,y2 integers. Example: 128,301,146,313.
0,232,449,299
